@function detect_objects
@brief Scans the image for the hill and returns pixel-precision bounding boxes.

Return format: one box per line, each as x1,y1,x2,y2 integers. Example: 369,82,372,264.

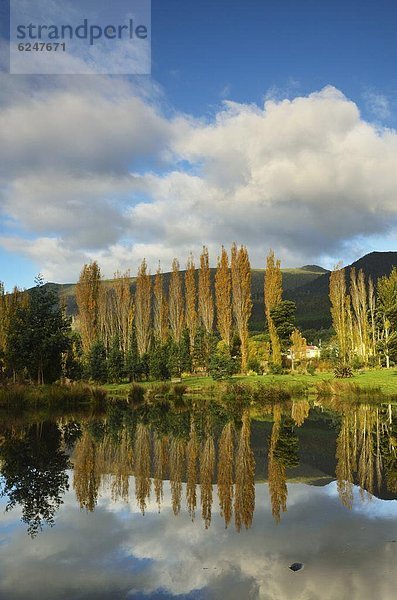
41,251,397,333
286,251,397,329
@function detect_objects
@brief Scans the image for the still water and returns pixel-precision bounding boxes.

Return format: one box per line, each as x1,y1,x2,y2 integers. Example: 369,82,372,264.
0,396,396,599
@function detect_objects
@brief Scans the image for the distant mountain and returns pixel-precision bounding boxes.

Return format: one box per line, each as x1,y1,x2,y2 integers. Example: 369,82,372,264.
286,251,397,330
41,252,397,332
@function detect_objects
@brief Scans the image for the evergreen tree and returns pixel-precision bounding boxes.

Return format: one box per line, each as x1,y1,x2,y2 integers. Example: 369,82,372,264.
6,276,70,384
167,330,192,379
88,340,107,383
149,342,171,381
270,300,296,349
107,335,124,383
125,327,142,381
64,331,84,381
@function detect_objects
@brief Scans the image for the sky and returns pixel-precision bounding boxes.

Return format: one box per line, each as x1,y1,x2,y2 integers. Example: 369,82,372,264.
1,480,397,599
1,0,397,289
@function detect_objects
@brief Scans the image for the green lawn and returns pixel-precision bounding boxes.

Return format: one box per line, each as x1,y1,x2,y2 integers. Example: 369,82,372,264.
104,368,397,397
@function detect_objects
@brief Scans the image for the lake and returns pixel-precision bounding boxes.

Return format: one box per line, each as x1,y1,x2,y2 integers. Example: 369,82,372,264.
0,395,396,599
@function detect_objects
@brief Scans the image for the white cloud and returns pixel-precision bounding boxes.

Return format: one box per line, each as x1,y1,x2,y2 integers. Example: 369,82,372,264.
0,481,396,600
1,83,397,283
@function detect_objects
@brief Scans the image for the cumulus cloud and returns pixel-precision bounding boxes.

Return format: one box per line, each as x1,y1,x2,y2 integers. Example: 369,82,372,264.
1,82,397,283
0,481,396,599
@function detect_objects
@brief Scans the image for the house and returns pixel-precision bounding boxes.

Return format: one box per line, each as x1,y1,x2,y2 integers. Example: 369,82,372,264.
286,344,321,362
305,345,321,359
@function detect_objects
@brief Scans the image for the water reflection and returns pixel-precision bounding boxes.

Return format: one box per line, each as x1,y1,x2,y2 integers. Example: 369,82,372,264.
0,422,69,536
1,396,397,536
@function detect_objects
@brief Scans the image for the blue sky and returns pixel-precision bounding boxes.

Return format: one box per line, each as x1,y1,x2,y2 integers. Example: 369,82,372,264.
1,0,397,289
152,0,397,122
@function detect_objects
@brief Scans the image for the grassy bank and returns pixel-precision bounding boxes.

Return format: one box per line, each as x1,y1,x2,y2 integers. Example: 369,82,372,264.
0,383,107,409
1,368,395,409
104,368,397,399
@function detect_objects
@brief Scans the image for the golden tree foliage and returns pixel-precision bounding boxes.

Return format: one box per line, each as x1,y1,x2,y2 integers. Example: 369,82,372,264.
153,264,168,345
234,411,255,531
169,258,184,343
200,434,215,529
329,266,351,365
186,421,199,519
154,434,168,510
76,261,101,353
350,268,370,364
231,244,253,373
111,428,133,503
217,421,234,528
335,410,355,509
368,277,377,359
170,437,185,516
73,430,100,512
267,405,287,523
198,246,214,334
113,270,133,355
291,400,310,427
185,254,197,351
215,246,232,348
264,250,282,366
98,286,116,351
135,259,152,357
134,423,151,514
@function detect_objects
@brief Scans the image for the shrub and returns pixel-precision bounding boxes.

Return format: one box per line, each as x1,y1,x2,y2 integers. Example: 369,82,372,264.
334,364,353,378
268,363,284,375
306,363,316,376
247,357,261,374
208,353,236,380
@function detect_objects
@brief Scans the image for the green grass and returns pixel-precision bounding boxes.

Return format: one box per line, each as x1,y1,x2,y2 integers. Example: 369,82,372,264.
103,368,397,398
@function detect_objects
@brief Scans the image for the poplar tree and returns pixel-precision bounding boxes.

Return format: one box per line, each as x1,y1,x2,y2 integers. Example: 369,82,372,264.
169,258,184,344
98,285,116,352
350,268,370,364
198,246,214,335
231,243,252,373
185,254,197,351
264,250,282,366
368,277,377,360
135,259,152,357
153,264,168,345
76,261,101,353
329,265,351,366
215,246,232,348
113,270,133,356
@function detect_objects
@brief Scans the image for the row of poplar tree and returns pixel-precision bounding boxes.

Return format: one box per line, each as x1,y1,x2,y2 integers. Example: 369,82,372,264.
0,246,300,384
74,245,298,384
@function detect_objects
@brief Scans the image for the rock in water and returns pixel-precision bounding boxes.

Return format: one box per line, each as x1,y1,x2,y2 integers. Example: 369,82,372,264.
289,563,304,572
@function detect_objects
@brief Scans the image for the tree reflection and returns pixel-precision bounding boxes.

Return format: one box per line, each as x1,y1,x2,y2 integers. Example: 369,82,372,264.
217,421,234,528
234,410,255,531
0,422,69,536
1,394,396,535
